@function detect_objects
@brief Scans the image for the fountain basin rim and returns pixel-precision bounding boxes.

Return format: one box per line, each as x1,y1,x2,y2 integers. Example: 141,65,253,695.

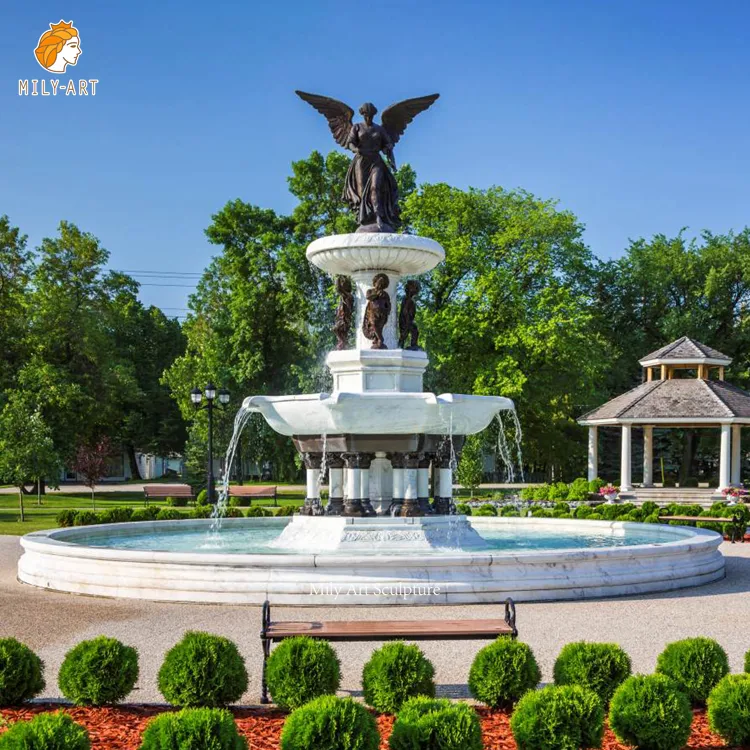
20,517,722,568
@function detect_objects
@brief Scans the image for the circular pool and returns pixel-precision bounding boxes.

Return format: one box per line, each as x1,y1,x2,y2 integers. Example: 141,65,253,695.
18,516,725,605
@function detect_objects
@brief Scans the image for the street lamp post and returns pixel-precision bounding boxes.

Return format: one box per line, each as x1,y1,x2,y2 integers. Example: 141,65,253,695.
191,383,231,503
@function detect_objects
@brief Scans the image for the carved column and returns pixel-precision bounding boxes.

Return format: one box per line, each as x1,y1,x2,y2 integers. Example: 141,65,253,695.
300,453,324,516
432,439,454,515
326,454,345,516
359,453,376,516
390,453,406,517
418,454,432,514
400,453,423,516
342,453,371,517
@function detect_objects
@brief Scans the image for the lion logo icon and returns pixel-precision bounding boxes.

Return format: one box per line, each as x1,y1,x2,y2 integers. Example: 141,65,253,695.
34,20,82,73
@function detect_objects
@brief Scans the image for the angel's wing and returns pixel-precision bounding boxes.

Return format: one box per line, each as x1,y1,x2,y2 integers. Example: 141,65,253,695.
381,94,440,145
295,91,354,148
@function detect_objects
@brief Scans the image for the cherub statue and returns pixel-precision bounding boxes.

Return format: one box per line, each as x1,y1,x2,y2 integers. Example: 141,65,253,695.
296,91,439,232
398,279,421,350
333,276,354,350
362,273,391,349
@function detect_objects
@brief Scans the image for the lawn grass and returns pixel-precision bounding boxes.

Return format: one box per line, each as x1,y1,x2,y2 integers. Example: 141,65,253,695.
0,490,305,535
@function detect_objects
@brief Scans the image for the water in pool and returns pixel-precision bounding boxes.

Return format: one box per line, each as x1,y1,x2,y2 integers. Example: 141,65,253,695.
69,520,684,556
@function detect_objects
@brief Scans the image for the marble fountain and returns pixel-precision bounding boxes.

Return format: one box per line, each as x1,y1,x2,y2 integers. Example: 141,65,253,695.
17,231,726,604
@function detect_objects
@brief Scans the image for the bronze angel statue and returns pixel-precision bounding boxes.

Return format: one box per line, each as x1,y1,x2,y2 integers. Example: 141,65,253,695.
296,91,439,232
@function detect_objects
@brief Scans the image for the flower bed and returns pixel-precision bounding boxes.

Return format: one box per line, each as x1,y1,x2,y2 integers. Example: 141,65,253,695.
0,704,735,750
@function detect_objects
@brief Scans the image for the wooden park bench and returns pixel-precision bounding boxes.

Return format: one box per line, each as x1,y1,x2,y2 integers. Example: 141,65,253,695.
228,485,278,506
143,484,194,506
658,510,746,543
259,598,517,704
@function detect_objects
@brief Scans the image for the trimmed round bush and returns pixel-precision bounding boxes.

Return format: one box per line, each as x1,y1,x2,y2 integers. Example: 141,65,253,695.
131,506,160,522
98,507,134,524
0,638,45,706
158,632,248,707
510,684,604,750
474,503,497,516
190,505,213,519
362,642,434,713
58,636,138,706
468,638,540,708
455,503,472,515
73,510,98,526
166,496,188,507
710,672,750,742
274,504,296,516
553,641,631,704
196,489,209,505
55,509,78,528
0,711,89,749
655,637,729,705
139,707,246,750
641,501,659,517
266,636,340,710
280,695,379,750
609,674,692,750
707,673,750,746
389,696,482,750
156,508,184,521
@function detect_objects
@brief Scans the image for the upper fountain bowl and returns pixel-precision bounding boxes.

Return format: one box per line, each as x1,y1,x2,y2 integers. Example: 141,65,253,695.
306,233,445,277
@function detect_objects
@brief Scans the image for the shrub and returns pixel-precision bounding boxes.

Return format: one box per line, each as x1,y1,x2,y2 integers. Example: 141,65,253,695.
588,512,603,520
745,647,750,673
468,638,540,708
245,506,270,517
228,496,243,508
500,506,520,517
455,503,472,515
131,506,160,522
706,673,750,746
58,636,138,706
280,695,379,750
548,482,569,501
644,512,660,524
574,505,593,519
362,642,434,713
275,505,296,516
158,632,248,707
73,510,99,526
475,503,497,516
519,487,535,501
139,707,246,750
609,674,692,750
0,638,45,706
98,507,133,524
655,637,729,705
167,496,188,507
566,478,590,502
641,501,659,517
221,507,243,518
530,508,552,518
195,489,209,505
0,711,90,749
266,636,340,710
389,696,482,750
554,502,571,514
553,641,631,705
588,478,605,493
55,509,78,528
156,508,184,521
511,684,604,750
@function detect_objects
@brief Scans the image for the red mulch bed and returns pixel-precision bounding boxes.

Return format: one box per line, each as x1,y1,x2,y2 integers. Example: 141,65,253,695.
0,704,738,749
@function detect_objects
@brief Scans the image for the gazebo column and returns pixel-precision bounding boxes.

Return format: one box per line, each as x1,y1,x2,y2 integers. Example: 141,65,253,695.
643,426,654,488
719,424,731,491
731,425,742,487
620,424,632,492
587,426,598,482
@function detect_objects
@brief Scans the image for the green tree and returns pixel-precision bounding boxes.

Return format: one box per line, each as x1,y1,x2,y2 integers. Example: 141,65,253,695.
0,398,60,521
457,434,484,497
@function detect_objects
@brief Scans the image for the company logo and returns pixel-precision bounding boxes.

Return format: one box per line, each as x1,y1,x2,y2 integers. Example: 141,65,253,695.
19,19,97,97
34,20,81,73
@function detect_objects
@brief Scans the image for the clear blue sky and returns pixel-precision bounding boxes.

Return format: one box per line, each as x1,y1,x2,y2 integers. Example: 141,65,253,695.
2,0,749,314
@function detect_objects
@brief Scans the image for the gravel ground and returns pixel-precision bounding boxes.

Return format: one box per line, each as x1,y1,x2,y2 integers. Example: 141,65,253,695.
2,536,749,704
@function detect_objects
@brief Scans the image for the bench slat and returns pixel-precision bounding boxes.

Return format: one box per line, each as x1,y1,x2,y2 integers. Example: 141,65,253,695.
266,619,513,640
228,486,277,496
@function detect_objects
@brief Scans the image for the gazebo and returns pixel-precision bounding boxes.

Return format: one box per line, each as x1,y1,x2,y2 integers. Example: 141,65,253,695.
578,337,750,492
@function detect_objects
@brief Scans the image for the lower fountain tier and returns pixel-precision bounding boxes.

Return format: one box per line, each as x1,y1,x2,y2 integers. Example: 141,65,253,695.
243,392,514,436
269,515,489,552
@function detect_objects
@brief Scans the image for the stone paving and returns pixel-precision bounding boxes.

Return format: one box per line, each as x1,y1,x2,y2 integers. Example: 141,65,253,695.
1,536,749,704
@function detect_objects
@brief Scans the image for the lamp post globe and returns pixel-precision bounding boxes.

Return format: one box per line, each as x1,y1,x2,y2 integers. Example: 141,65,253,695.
191,383,229,505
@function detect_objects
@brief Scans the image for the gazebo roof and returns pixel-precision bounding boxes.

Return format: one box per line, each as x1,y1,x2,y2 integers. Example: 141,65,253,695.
578,378,750,425
638,336,731,367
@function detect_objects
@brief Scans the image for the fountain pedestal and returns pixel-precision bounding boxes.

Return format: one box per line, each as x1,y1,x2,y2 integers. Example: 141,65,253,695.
268,515,490,552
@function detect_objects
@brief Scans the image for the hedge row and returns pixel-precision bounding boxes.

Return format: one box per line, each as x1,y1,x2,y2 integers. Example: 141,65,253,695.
55,504,296,527
4,635,750,749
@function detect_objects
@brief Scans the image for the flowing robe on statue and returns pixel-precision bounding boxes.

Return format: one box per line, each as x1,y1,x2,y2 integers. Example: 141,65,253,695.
343,122,400,230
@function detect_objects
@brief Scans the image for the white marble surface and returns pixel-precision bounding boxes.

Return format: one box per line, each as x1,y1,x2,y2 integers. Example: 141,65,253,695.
306,233,445,277
326,349,429,393
242,391,515,436
17,518,725,605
